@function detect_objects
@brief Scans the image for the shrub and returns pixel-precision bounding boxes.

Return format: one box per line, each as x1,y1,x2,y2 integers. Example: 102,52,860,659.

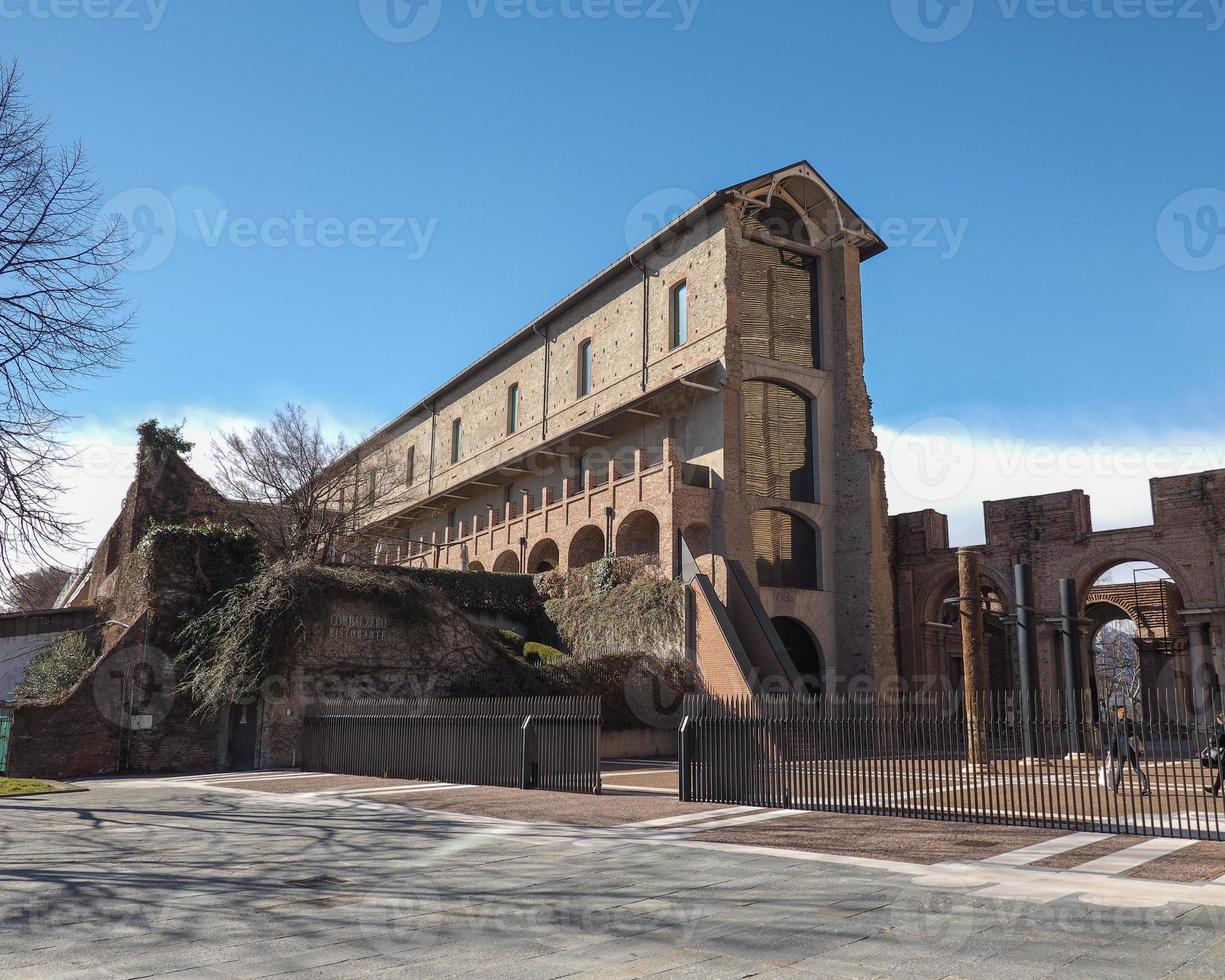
14,630,97,702
497,629,527,654
122,521,263,610
391,566,543,621
543,556,684,658
522,641,566,666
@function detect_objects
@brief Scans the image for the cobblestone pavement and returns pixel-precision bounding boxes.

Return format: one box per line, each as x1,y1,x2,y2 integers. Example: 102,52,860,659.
3,776,1225,978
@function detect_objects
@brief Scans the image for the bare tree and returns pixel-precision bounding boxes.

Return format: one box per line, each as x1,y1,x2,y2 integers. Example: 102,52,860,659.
212,403,406,562
0,563,70,612
1095,620,1142,709
0,61,131,576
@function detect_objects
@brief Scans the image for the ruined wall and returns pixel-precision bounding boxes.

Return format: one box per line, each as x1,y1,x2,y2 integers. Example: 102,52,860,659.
893,469,1225,698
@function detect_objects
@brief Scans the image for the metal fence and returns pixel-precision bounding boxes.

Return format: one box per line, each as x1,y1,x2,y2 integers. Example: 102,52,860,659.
302,697,601,794
679,689,1225,840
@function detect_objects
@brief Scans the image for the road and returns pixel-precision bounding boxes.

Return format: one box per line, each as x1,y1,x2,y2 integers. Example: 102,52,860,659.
3,774,1225,978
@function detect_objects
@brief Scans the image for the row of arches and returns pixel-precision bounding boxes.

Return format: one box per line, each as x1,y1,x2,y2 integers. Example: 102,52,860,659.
468,510,663,576
921,558,1193,706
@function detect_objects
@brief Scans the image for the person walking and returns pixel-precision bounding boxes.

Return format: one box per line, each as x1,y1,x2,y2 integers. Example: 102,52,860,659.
1204,712,1225,797
1111,705,1150,797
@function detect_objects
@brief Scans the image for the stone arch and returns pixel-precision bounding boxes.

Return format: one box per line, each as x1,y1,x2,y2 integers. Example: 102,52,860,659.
567,525,606,570
924,571,1015,692
615,509,661,561
742,379,815,503
920,566,1013,628
751,507,822,591
467,561,486,573
1074,548,1194,610
492,550,520,574
772,616,824,694
527,538,559,574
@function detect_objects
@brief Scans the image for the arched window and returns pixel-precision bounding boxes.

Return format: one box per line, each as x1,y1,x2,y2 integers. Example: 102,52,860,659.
743,380,815,502
740,200,820,369
577,339,593,397
752,509,822,591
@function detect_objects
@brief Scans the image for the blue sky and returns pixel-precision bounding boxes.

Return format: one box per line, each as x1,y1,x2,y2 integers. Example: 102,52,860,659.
7,0,1225,548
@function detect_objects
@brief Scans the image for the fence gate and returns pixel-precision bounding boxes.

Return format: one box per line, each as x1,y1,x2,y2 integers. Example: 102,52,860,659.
0,711,12,776
679,690,1225,841
302,697,601,794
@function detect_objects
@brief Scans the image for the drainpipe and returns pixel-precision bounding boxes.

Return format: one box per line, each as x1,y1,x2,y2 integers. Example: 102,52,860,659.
427,402,437,496
629,251,650,392
533,323,550,438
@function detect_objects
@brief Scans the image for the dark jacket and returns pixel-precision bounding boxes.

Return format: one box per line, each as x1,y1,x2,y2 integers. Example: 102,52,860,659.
1111,717,1139,755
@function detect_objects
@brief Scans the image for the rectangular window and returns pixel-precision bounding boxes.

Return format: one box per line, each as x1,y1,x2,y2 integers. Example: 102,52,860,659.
507,383,520,434
451,418,462,464
405,445,415,486
670,281,688,349
367,471,377,505
578,339,593,397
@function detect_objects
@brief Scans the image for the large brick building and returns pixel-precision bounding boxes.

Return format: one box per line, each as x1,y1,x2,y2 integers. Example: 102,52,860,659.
55,160,1225,707
332,161,898,696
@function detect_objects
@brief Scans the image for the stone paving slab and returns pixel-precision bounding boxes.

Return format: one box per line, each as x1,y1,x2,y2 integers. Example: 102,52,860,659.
6,778,1225,977
690,808,1066,864
373,784,730,826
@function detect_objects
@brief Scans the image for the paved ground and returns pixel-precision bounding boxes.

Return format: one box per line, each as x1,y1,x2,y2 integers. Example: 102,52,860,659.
5,769,1225,978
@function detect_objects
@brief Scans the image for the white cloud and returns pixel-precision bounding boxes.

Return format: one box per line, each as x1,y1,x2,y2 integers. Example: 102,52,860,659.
878,418,1225,547
46,404,372,572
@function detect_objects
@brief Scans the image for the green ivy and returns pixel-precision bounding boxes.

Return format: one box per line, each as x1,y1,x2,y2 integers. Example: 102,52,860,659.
392,566,543,621
136,418,194,465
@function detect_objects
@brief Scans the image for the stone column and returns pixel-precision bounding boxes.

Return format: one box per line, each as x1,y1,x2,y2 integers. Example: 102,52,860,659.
1187,620,1215,721
958,548,988,767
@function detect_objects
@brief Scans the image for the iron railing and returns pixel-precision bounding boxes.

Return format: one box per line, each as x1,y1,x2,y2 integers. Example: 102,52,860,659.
302,696,601,794
679,689,1225,840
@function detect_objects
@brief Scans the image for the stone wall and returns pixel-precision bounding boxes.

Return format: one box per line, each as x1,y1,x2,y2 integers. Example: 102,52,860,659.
894,469,1225,701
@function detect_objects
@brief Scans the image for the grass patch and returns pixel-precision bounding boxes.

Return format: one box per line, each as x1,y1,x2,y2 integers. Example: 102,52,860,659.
0,778,57,797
